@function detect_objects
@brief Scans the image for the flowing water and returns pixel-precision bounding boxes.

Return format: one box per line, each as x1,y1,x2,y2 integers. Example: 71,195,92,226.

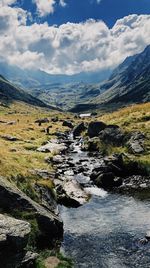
60,138,150,268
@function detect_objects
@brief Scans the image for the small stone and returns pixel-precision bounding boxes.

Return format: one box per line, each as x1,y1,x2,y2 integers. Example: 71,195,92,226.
145,231,150,240
1,135,20,141
45,256,60,268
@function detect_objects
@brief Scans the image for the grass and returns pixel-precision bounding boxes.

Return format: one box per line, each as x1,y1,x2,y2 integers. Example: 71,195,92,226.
0,101,74,179
97,102,150,171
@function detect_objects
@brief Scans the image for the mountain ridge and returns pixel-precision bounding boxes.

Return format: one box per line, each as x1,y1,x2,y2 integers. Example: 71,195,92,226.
0,75,58,110
70,45,150,112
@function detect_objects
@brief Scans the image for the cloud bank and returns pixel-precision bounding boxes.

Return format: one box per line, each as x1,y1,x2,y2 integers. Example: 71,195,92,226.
0,1,150,74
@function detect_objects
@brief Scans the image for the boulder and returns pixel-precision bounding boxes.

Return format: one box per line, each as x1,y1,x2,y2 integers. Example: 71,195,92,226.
128,141,144,154
73,122,87,139
37,141,67,154
55,177,89,207
62,120,74,129
0,214,31,251
127,132,145,154
99,125,125,146
0,177,63,243
95,172,116,189
88,121,106,138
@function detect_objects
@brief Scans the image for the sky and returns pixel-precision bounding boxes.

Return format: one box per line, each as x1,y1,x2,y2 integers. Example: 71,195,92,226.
0,0,150,75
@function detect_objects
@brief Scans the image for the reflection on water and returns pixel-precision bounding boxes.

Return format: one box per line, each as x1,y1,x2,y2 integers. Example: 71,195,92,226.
60,194,150,268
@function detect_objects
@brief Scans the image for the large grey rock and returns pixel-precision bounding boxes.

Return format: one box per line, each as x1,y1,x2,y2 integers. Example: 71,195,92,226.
88,121,106,138
128,141,144,154
0,177,63,242
0,214,31,251
55,177,88,207
127,131,145,154
99,125,125,146
37,140,67,154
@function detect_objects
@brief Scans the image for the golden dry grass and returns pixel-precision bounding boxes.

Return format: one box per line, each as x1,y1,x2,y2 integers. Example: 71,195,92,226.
0,101,74,179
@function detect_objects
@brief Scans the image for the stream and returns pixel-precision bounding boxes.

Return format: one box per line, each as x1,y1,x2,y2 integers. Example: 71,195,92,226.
59,138,150,268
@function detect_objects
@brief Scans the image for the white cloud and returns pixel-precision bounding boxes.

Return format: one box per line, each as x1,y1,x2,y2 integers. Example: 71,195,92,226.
59,0,66,7
0,7,150,75
0,0,16,6
33,0,56,16
33,0,67,17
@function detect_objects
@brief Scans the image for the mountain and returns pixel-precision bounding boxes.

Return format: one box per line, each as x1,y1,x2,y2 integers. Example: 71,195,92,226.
0,75,56,109
71,45,150,112
98,45,150,103
0,61,112,89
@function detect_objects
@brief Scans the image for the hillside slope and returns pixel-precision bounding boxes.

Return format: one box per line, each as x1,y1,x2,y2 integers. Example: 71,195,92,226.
71,45,150,112
94,45,150,106
0,75,56,109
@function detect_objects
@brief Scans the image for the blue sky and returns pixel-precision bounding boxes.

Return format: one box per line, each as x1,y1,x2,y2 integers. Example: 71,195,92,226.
0,0,150,74
18,0,150,27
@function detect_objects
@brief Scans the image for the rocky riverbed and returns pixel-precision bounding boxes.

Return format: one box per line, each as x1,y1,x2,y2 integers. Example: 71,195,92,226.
0,117,149,267
48,122,149,204
47,122,150,268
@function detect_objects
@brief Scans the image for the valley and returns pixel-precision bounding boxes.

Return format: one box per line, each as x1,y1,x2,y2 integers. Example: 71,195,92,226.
0,48,150,268
0,99,149,267
0,1,150,267
0,32,150,268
